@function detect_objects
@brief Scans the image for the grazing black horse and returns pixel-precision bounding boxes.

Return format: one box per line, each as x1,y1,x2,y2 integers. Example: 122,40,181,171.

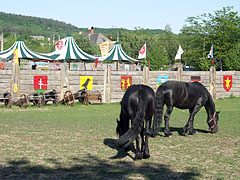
116,84,155,160
152,81,220,137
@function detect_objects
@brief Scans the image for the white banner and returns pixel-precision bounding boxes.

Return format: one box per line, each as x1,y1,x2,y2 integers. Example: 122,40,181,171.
175,45,184,60
138,43,146,59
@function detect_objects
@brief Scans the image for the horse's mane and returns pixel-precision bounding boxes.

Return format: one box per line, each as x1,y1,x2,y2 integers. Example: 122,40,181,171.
192,82,215,110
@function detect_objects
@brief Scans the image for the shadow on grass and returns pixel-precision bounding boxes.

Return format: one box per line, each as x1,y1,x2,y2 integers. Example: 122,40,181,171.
0,155,200,180
103,138,135,160
153,127,210,137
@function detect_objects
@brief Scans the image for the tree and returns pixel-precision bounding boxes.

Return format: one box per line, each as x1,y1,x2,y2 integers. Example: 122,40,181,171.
179,6,240,70
163,24,178,64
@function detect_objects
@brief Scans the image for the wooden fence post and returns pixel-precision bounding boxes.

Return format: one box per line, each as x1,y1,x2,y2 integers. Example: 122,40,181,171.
146,66,149,85
142,66,149,85
103,69,107,103
60,68,65,100
10,64,15,102
177,63,183,81
142,66,146,84
107,66,111,103
17,64,20,98
209,66,216,99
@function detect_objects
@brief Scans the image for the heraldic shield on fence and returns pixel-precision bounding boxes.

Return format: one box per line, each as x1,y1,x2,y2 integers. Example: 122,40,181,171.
34,76,48,93
223,75,232,92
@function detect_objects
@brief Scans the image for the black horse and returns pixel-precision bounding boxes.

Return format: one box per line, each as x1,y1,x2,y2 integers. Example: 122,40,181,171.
116,84,155,160
152,81,220,137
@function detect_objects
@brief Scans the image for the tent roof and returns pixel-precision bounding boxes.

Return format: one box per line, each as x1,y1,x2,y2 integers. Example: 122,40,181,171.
101,42,138,62
54,35,96,61
0,38,59,61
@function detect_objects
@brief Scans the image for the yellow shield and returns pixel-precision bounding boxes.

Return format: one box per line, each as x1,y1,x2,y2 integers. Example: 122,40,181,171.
80,76,93,90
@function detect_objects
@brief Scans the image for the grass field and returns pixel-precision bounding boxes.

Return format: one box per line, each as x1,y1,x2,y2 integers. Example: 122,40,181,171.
0,97,239,180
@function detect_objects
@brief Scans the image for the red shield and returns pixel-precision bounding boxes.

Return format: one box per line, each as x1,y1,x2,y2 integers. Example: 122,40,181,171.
223,75,232,92
56,41,63,50
34,76,48,93
121,76,132,91
0,62,5,70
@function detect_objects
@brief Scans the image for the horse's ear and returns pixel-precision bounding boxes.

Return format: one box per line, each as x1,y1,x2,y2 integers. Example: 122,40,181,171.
116,118,120,124
217,111,221,114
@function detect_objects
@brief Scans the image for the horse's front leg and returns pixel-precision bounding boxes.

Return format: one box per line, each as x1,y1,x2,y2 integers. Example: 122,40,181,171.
164,105,173,137
183,109,193,135
183,101,202,135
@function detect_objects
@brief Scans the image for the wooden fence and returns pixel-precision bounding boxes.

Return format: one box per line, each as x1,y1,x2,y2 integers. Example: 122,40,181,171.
0,63,239,103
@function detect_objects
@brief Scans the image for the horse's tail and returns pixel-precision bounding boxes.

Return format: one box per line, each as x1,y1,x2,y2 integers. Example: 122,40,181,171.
117,89,146,148
151,86,164,137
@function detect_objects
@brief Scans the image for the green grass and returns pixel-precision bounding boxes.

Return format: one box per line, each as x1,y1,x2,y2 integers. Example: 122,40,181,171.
0,97,239,180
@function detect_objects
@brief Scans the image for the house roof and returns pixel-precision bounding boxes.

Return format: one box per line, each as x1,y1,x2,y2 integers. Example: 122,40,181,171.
88,33,116,49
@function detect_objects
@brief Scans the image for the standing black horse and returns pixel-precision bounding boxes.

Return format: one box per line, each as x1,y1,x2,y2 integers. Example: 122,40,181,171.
152,81,220,137
116,84,155,160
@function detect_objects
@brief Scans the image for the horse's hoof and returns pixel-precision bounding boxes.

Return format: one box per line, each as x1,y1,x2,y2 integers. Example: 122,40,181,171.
182,132,187,136
135,153,142,160
135,152,142,160
143,154,150,159
189,129,196,135
164,131,173,137
150,132,157,138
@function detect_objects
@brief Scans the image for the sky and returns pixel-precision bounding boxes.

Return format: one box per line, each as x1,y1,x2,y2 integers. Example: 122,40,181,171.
0,0,239,34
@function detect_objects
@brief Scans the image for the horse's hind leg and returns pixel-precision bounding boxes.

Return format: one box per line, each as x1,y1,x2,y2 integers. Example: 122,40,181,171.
135,135,142,160
142,119,151,159
164,105,173,137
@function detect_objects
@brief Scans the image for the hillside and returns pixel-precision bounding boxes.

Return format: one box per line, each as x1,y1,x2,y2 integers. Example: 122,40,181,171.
0,12,82,38
0,12,164,38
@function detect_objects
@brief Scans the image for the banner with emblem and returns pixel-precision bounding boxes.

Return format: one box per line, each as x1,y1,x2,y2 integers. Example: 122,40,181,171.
223,75,232,92
191,76,201,82
99,41,109,57
55,38,66,52
158,76,168,87
80,76,93,90
34,76,48,93
121,76,132,91
12,49,18,64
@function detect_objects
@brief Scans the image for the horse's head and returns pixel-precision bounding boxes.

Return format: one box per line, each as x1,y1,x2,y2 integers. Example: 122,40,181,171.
208,111,220,133
116,114,128,137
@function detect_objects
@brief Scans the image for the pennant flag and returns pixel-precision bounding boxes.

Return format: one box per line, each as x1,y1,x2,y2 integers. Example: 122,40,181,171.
208,44,213,59
138,43,146,59
175,45,184,60
99,41,109,56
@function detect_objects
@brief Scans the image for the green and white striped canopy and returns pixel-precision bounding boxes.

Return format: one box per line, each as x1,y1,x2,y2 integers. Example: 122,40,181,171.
101,42,138,62
54,35,96,61
0,38,59,61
